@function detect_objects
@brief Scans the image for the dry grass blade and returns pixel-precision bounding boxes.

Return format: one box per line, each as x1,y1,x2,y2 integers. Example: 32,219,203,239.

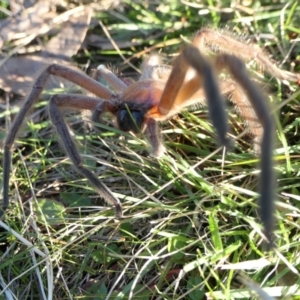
0,7,92,97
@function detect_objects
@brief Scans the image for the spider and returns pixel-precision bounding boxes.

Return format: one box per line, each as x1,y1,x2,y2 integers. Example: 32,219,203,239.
1,28,299,247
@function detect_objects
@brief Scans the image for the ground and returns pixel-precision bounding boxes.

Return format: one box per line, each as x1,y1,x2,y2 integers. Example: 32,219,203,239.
0,1,299,299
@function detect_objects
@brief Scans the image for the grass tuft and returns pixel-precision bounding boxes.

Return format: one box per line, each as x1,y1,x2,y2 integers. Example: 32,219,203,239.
1,1,300,299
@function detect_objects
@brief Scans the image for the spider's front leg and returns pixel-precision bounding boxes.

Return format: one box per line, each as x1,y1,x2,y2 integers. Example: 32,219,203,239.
187,46,275,246
214,53,275,246
49,94,123,217
147,44,275,247
147,45,231,148
193,28,300,82
1,64,123,218
92,64,128,92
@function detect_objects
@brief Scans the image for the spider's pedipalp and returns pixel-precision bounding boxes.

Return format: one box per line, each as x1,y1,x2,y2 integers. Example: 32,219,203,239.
144,118,165,157
92,100,118,128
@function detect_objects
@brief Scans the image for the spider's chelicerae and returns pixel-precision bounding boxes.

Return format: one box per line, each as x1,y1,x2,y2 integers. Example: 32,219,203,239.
1,29,299,247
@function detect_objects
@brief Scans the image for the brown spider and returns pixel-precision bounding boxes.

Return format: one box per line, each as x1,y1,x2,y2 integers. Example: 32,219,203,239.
1,29,299,247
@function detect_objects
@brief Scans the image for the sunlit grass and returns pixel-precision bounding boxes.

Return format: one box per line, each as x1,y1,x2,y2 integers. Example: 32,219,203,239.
1,0,300,299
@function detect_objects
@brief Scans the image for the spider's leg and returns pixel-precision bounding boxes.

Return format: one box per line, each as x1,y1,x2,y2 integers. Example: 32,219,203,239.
1,68,52,217
215,54,275,247
147,52,191,116
193,28,300,82
2,144,11,217
182,46,231,147
147,45,230,147
93,65,128,92
139,54,171,81
208,77,264,154
1,64,115,217
222,78,264,154
49,94,123,217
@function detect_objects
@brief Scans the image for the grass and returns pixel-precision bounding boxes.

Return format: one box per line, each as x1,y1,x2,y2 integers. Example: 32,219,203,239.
0,0,300,299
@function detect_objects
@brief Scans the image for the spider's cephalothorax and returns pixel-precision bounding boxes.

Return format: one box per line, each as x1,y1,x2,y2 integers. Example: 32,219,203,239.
2,28,300,248
92,98,149,133
116,107,145,133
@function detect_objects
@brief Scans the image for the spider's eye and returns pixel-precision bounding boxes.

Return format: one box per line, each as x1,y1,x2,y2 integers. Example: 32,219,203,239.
117,109,144,133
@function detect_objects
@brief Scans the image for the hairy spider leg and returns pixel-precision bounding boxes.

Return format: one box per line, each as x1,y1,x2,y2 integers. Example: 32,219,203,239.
49,94,122,217
92,65,128,92
147,45,230,148
214,53,275,247
148,43,275,247
193,28,300,82
193,28,299,155
182,45,275,246
1,64,122,218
